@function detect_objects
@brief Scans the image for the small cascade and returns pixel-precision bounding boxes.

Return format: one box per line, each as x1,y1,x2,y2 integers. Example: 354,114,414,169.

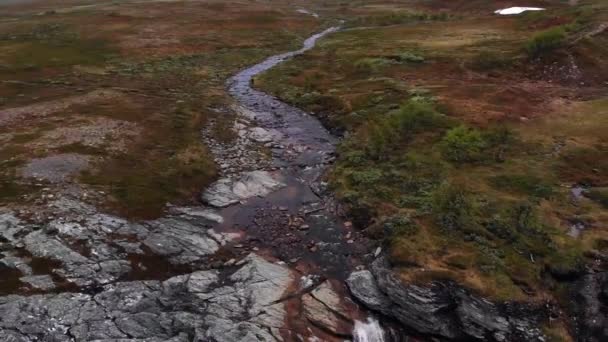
353,318,385,342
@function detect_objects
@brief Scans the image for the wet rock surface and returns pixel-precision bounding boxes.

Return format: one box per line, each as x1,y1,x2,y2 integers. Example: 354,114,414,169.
347,257,546,341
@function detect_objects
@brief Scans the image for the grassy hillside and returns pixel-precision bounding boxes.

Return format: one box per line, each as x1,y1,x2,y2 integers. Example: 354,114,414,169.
257,0,608,314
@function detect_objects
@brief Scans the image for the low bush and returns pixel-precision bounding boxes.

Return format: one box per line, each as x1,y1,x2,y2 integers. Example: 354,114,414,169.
525,27,566,57
396,52,425,63
440,125,487,163
431,181,475,232
383,215,418,238
364,99,448,159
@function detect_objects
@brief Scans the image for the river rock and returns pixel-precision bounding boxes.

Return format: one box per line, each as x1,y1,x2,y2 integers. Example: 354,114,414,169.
346,257,545,341
202,170,285,207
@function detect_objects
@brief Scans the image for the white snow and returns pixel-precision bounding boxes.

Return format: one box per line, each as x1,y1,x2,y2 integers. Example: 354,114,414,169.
495,7,545,15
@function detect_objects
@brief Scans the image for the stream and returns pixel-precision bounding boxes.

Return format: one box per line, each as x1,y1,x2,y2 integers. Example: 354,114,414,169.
215,26,389,340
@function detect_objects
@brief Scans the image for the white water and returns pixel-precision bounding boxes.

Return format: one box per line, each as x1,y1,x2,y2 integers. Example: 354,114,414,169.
495,7,545,15
353,318,385,342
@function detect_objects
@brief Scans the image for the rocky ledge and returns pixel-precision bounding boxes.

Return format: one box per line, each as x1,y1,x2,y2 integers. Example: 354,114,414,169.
347,257,547,341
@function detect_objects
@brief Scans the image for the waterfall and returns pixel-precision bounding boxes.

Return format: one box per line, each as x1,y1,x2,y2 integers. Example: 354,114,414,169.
353,318,385,342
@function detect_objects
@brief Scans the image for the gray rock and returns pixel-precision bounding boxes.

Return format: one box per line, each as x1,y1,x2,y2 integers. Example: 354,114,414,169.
170,207,224,223
346,270,392,312
0,254,293,342
1,256,33,275
20,275,56,291
303,281,352,336
347,257,545,341
202,170,285,207
24,230,89,264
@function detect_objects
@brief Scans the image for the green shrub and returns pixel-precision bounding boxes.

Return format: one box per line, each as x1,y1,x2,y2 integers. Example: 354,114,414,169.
394,99,448,135
383,215,418,237
365,121,394,159
431,182,475,232
364,99,447,159
396,52,425,63
440,126,487,163
349,168,384,186
525,27,566,57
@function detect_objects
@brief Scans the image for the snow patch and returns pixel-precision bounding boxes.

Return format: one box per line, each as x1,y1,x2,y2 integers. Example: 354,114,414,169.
495,7,545,15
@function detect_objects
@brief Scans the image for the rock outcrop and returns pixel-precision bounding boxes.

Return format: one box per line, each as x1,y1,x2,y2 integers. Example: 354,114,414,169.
0,253,293,341
0,198,236,290
346,257,545,341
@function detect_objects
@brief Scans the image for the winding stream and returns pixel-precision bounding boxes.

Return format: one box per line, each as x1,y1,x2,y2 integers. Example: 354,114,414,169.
220,26,388,340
